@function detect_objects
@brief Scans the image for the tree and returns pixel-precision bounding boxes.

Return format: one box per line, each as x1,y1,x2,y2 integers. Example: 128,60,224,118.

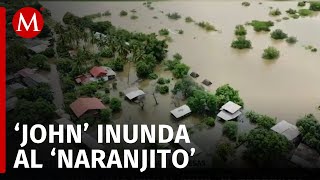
120,10,128,16
78,83,98,97
16,83,54,103
231,36,252,49
296,114,320,153
62,76,75,92
7,41,28,73
57,58,73,75
159,29,169,36
262,46,280,60
136,61,153,78
215,84,244,109
172,63,190,78
172,77,203,98
42,47,55,58
110,98,122,112
234,25,247,36
309,2,320,11
28,54,49,70
216,142,236,161
286,36,297,44
270,29,288,40
244,128,292,164
204,117,215,127
250,20,274,32
100,109,112,123
223,121,238,141
187,90,216,114
14,98,56,125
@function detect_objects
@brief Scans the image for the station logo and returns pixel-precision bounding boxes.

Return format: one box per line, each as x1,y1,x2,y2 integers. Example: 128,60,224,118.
12,7,44,39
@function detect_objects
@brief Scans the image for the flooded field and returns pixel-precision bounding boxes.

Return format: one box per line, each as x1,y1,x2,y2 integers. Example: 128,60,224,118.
44,1,320,123
42,0,319,166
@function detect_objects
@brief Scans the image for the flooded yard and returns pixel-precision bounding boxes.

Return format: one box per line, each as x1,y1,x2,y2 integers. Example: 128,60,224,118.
42,0,320,167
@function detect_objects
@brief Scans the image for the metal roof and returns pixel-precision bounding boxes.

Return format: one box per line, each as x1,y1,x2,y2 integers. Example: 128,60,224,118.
70,97,106,118
291,143,320,168
170,105,191,119
217,110,242,121
124,87,145,100
219,101,241,114
271,120,300,141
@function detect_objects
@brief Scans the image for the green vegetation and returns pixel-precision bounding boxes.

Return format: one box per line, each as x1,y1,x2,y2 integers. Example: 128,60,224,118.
42,47,55,58
110,98,122,112
100,48,114,58
304,45,318,52
216,142,236,161
223,121,238,141
178,29,184,34
309,1,320,11
166,12,181,20
231,36,252,49
269,8,282,16
262,47,280,60
245,111,276,129
159,28,169,36
172,77,203,98
100,109,112,123
286,36,298,44
120,10,128,16
156,85,169,94
204,117,215,127
16,83,54,103
250,20,274,32
130,15,138,20
28,54,50,71
102,10,111,16
157,77,170,85
296,114,320,153
172,63,190,78
215,84,244,108
286,8,297,15
234,25,247,36
291,14,300,19
187,90,216,115
270,29,288,40
298,1,306,7
196,21,217,31
185,16,194,23
241,2,250,7
298,9,313,16
244,128,292,164
173,53,182,60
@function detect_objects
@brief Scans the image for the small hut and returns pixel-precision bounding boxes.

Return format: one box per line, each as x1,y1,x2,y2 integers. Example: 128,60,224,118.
202,79,212,86
190,72,199,78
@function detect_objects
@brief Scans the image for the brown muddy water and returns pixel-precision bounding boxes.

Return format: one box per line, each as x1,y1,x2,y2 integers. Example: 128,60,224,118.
42,1,319,166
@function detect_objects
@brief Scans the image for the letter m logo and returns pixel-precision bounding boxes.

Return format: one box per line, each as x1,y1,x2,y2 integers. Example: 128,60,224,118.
12,7,44,38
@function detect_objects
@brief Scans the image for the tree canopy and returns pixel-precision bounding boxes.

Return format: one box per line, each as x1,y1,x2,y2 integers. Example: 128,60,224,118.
296,114,320,153
215,84,244,109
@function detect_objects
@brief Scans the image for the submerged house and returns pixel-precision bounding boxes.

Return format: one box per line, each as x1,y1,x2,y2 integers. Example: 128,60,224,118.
290,143,320,168
90,66,107,78
271,120,300,142
170,105,191,119
123,87,146,101
22,74,49,87
217,101,242,121
70,97,106,118
75,66,116,84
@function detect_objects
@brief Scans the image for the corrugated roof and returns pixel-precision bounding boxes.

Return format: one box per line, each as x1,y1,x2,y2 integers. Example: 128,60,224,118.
124,87,145,100
271,120,300,141
217,110,242,121
170,105,191,119
70,97,106,118
220,101,241,114
16,68,35,78
90,66,107,78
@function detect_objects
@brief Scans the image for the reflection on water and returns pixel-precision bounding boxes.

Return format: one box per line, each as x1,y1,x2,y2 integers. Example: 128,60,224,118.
43,1,320,166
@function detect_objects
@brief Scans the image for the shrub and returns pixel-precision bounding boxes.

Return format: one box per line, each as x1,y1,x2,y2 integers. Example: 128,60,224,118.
298,9,313,16
216,142,236,161
28,54,49,70
157,77,170,85
159,28,169,36
310,1,320,11
197,21,217,31
286,8,297,15
100,48,114,58
100,109,112,123
204,117,215,127
173,53,182,60
269,8,282,16
286,36,298,44
231,36,252,49
110,98,122,112
311,48,317,52
250,20,274,32
42,47,55,58
166,12,181,20
148,73,158,79
245,110,260,123
101,95,110,104
178,29,184,34
241,2,250,7
262,47,280,60
270,29,288,40
296,114,320,153
291,14,300,19
130,15,138,20
172,63,190,78
256,115,276,129
298,1,306,7
156,85,169,94
185,16,193,23
102,11,111,16
223,121,238,141
235,25,247,36
120,10,128,16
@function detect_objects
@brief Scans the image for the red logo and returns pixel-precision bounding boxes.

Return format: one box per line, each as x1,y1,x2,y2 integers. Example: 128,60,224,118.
12,7,44,39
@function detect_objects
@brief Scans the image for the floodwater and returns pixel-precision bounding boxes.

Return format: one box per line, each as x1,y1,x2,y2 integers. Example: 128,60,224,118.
43,1,320,166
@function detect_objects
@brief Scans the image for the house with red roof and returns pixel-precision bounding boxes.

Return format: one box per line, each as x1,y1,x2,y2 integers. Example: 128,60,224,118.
69,97,106,118
90,66,107,78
